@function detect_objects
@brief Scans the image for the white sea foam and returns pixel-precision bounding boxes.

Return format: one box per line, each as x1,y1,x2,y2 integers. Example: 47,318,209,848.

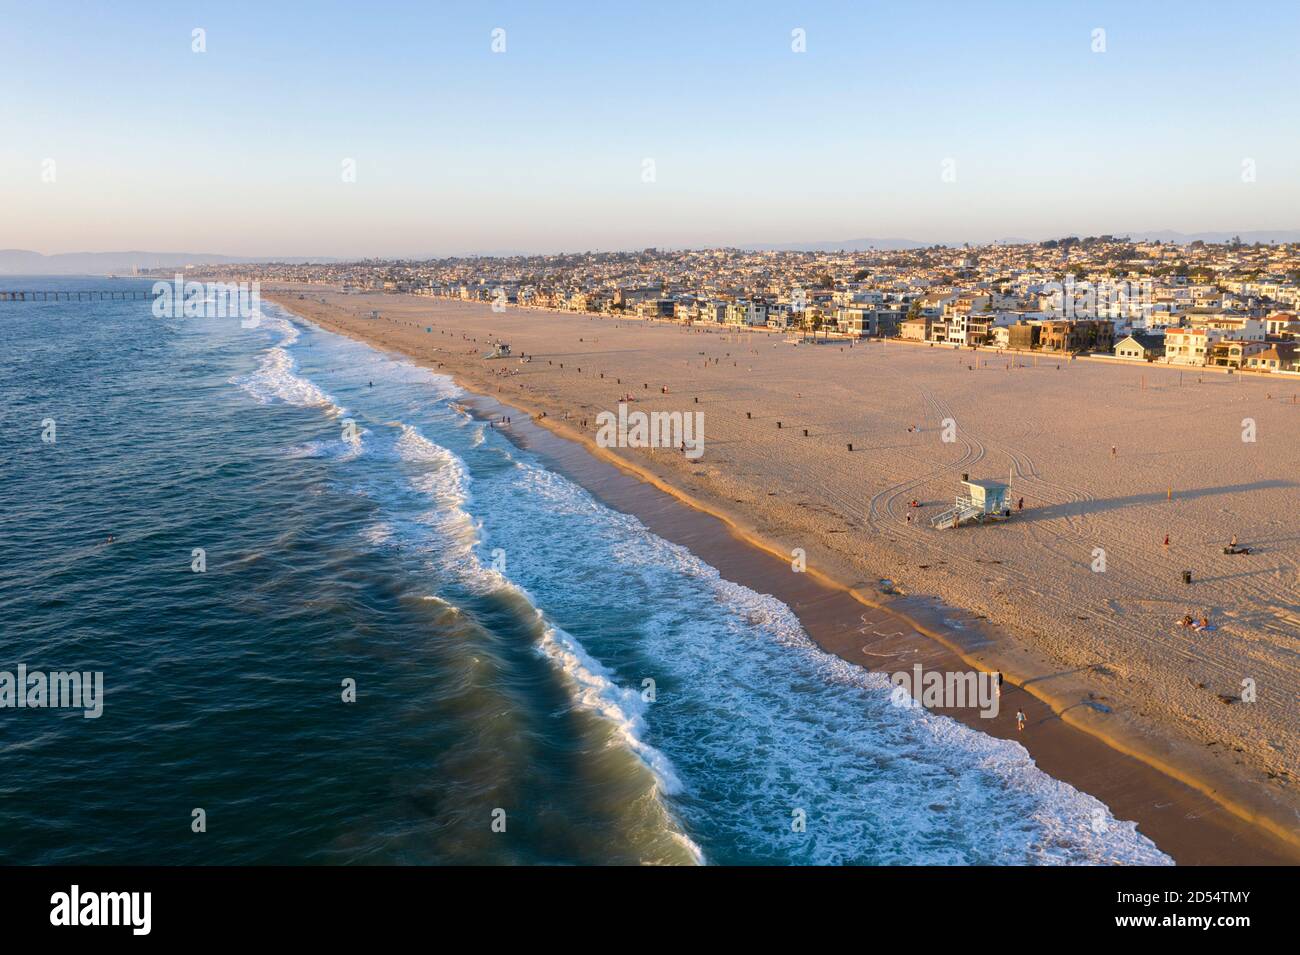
230,312,367,458
391,423,697,847
255,307,1169,865
231,347,346,418
395,425,483,558
257,314,301,347
493,455,1172,866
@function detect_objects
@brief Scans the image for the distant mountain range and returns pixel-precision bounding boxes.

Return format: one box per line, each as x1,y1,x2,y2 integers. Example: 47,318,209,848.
0,250,338,275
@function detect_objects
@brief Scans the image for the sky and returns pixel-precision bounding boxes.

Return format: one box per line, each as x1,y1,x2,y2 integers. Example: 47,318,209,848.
2,0,1298,257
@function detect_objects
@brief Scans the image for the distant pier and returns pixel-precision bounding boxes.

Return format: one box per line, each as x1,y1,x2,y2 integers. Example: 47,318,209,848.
0,289,153,302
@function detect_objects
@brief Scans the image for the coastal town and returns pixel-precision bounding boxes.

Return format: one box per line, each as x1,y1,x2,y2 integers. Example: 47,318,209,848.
12,0,1300,920
195,237,1300,372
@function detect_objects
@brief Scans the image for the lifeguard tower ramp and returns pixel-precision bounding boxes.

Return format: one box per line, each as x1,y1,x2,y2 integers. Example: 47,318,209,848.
930,475,1010,529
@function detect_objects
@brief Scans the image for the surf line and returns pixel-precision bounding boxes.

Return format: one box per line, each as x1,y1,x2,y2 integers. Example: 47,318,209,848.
457,377,1300,857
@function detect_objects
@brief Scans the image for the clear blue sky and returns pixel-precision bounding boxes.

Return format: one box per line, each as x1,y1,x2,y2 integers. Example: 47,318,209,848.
2,0,1298,256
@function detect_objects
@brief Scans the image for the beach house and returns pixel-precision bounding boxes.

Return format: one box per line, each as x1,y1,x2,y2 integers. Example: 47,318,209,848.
1163,327,1218,365
636,298,676,320
1245,342,1299,373
1186,313,1266,341
1113,332,1166,361
836,304,905,338
725,300,772,327
1264,312,1299,337
1007,321,1041,350
765,304,794,330
900,315,933,341
697,300,727,324
1208,339,1267,368
1039,319,1115,353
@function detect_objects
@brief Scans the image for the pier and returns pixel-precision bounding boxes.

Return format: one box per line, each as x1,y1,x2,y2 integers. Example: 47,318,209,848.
0,289,153,302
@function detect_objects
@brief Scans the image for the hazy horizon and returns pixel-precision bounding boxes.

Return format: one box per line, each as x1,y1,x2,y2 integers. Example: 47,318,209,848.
4,1,1299,257
6,226,1300,272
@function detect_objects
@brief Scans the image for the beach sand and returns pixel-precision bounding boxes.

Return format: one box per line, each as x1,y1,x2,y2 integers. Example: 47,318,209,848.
263,285,1300,861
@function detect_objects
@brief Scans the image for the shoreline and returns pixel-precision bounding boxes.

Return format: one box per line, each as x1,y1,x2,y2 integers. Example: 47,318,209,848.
261,286,1300,864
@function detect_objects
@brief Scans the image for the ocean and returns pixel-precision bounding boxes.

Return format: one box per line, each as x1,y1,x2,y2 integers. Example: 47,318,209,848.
0,278,1171,865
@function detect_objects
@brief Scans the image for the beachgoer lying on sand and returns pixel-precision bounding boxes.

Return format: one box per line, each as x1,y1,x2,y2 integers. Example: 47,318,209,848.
1178,614,1194,628
1223,534,1252,555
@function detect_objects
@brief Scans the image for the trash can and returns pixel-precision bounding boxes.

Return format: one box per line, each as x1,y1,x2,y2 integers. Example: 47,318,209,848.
1182,570,1193,585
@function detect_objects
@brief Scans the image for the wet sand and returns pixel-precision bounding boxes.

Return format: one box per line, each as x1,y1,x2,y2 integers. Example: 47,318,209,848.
260,285,1300,863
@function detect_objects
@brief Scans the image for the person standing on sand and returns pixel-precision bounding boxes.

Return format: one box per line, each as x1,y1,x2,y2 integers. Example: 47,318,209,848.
1016,708,1026,732
1163,533,1170,550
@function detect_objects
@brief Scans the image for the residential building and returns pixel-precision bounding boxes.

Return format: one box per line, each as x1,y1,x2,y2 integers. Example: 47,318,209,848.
1245,342,1299,372
1164,327,1220,366
1209,339,1267,368
1039,320,1114,353
1113,332,1165,361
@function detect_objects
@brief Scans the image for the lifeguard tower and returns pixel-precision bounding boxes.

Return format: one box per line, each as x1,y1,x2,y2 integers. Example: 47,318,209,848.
483,341,511,359
930,473,1011,529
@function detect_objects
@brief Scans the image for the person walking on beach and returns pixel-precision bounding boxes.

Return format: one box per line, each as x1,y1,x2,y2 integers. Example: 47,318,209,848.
1016,708,1026,732
1163,533,1170,550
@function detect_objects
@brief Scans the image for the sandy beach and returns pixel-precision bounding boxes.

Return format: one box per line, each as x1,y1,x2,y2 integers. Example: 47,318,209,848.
263,284,1300,861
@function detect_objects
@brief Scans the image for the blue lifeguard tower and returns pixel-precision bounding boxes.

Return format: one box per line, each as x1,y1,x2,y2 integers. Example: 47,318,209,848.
930,473,1011,529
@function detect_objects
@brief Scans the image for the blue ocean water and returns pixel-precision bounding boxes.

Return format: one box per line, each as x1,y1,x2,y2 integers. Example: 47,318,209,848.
0,279,1170,865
